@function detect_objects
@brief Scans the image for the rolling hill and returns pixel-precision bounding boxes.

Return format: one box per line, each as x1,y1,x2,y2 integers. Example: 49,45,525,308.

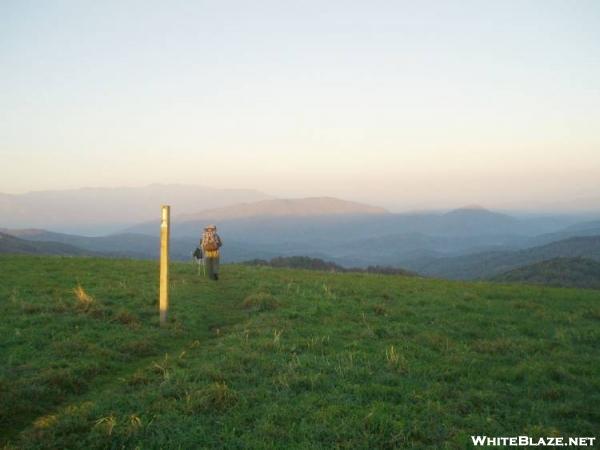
492,257,600,289
1,229,156,257
0,232,93,256
519,220,600,248
563,219,600,232
0,228,278,263
0,254,598,448
414,235,600,280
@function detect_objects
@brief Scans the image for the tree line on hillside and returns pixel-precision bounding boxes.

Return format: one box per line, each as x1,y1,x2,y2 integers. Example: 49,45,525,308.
242,256,418,277
243,255,600,290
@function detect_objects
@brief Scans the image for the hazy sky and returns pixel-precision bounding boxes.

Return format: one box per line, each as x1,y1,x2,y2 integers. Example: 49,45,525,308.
1,0,599,210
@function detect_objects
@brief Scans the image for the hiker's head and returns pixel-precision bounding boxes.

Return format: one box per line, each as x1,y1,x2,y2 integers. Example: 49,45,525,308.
206,224,217,231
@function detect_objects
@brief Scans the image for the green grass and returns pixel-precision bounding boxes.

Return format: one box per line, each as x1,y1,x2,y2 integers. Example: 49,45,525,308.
1,254,599,449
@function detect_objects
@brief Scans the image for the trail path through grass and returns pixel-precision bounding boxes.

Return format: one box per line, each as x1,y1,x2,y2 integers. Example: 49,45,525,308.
0,256,252,444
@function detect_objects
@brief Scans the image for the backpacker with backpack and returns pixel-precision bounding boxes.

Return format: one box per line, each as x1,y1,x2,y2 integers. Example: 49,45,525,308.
202,228,221,252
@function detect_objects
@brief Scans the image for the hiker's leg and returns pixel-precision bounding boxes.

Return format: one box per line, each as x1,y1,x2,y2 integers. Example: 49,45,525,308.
206,258,215,279
214,256,220,279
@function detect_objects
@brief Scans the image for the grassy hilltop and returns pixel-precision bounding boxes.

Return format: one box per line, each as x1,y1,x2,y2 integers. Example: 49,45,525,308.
0,255,599,449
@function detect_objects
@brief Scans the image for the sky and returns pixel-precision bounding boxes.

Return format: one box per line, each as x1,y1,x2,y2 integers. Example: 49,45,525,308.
1,0,599,211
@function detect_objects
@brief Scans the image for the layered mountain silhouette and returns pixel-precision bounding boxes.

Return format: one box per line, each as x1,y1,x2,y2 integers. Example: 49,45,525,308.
2,195,600,286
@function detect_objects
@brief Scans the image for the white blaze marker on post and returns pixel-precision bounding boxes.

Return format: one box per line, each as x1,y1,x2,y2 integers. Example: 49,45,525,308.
159,205,170,325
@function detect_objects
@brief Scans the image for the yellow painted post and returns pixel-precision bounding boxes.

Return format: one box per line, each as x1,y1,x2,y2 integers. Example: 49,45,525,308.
159,205,170,325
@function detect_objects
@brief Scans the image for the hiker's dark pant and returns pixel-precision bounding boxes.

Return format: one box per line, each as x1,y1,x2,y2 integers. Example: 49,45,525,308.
206,256,220,279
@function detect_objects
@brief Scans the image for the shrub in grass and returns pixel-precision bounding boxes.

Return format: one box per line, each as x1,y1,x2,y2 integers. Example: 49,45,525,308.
37,367,88,396
73,284,94,309
385,345,408,373
242,292,279,312
588,307,600,320
94,414,117,436
127,370,152,386
373,303,387,315
21,401,95,447
186,382,239,413
32,414,59,431
125,414,143,436
114,309,140,327
374,327,390,338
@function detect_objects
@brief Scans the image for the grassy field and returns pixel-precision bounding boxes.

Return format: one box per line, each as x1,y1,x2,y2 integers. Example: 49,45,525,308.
0,255,599,449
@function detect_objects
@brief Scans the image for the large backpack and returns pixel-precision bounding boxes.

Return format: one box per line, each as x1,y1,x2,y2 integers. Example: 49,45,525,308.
202,230,220,251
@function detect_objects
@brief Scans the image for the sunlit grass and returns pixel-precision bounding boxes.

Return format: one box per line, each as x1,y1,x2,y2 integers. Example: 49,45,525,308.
73,283,94,308
0,254,598,449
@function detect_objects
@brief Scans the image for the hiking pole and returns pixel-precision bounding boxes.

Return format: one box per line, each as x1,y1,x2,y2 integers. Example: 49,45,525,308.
191,253,197,274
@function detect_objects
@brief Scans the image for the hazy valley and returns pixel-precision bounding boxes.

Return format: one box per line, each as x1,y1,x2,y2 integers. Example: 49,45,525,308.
2,185,600,288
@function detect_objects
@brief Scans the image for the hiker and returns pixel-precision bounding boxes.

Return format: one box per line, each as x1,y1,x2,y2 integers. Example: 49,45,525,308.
200,224,222,280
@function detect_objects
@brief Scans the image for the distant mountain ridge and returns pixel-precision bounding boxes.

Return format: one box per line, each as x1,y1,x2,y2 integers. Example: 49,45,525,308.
126,197,390,237
4,201,600,285
177,197,389,222
439,206,519,236
127,203,556,241
0,184,271,233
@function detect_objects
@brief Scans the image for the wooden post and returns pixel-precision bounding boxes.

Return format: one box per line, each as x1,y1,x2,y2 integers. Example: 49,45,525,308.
159,205,170,325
